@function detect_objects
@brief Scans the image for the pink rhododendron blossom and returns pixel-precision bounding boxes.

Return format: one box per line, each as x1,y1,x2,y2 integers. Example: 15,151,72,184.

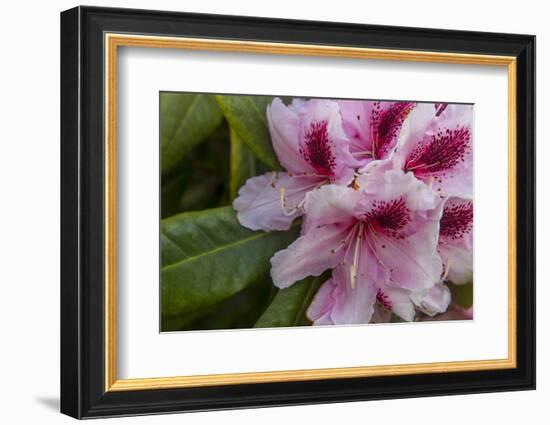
420,303,473,321
271,164,443,325
437,196,473,285
369,282,452,323
393,103,473,197
410,283,452,317
233,98,360,231
230,96,474,325
338,100,416,170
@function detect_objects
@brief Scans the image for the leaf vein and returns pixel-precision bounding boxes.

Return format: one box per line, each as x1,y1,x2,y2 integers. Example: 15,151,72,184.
246,97,269,126
161,232,188,257
162,231,271,272
165,94,202,155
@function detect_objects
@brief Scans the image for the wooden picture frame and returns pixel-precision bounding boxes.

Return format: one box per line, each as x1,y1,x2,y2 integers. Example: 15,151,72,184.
60,5,535,419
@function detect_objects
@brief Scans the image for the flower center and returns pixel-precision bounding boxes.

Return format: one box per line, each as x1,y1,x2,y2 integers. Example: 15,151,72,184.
405,125,471,176
300,120,336,176
371,102,415,159
440,200,473,240
362,197,410,239
333,199,410,289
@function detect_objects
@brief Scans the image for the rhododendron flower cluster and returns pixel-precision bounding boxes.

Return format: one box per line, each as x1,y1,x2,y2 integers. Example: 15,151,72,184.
233,97,473,325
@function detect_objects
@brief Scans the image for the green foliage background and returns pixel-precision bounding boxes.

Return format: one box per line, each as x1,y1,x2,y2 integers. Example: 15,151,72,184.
160,92,321,332
159,92,473,332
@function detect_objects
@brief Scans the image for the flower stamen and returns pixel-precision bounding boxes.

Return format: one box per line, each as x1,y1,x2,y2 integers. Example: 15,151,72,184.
405,160,441,171
364,223,390,273
442,259,452,281
350,223,363,289
332,222,360,256
279,187,299,216
352,150,373,157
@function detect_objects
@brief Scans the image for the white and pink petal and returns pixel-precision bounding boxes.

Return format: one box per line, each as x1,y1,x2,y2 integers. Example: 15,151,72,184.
306,277,338,325
411,283,452,316
302,184,361,233
438,196,474,285
366,216,443,292
308,262,377,325
233,172,321,231
297,99,361,182
339,100,416,165
377,286,417,322
267,98,315,174
395,103,473,197
270,223,350,289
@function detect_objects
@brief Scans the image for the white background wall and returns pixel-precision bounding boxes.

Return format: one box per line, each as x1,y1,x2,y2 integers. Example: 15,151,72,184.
0,0,544,423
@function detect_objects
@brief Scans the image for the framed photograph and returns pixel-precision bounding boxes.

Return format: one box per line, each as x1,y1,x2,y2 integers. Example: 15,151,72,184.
60,6,535,419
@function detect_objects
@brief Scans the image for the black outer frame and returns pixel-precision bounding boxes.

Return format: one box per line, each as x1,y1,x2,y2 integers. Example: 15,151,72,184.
60,5,536,419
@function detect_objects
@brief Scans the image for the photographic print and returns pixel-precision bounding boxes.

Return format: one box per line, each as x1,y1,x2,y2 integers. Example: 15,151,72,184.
61,9,535,417
160,93,474,332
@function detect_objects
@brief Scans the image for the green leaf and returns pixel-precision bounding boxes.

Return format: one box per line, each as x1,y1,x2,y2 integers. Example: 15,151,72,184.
390,314,406,323
161,168,191,219
161,123,232,215
178,174,224,212
215,95,281,170
160,93,223,174
254,272,330,328
161,206,299,316
229,128,257,200
448,281,473,308
161,302,216,331
161,276,271,331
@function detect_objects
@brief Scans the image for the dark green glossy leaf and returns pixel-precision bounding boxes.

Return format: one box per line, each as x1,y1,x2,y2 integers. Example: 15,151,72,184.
161,122,231,216
215,95,281,170
448,281,473,308
229,128,257,200
254,272,330,328
161,206,299,316
161,302,216,331
178,174,223,212
161,276,271,331
160,92,223,174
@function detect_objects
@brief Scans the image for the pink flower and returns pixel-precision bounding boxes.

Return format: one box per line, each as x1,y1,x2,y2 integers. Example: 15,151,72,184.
393,103,473,197
367,283,452,323
419,303,473,321
437,196,473,285
270,163,443,325
338,100,416,169
410,283,452,317
233,98,360,231
434,103,448,116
